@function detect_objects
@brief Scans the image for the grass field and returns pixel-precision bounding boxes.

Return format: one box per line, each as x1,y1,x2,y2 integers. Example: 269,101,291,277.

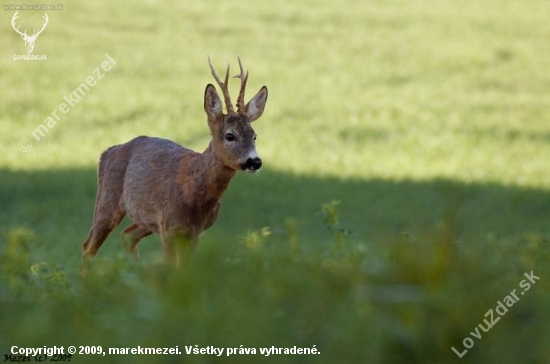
1,0,550,363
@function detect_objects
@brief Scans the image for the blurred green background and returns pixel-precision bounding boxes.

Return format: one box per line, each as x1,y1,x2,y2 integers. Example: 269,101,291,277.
1,0,550,363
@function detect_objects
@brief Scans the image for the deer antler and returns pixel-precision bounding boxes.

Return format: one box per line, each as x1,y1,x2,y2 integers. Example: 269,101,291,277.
11,11,28,37
233,56,249,113
31,13,49,38
208,56,234,114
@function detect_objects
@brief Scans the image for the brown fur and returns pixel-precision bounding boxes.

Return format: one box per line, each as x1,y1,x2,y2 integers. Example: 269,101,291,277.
82,58,268,265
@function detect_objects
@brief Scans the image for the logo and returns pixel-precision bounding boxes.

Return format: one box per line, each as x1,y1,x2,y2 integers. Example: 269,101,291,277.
11,11,48,60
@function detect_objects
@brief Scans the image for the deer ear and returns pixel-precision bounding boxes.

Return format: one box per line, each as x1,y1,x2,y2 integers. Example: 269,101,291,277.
244,86,268,122
204,84,223,122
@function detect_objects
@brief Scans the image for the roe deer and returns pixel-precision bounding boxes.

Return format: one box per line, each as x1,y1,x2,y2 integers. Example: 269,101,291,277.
82,57,268,265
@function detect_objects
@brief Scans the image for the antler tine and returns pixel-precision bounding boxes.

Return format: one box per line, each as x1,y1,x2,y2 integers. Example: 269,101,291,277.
11,11,27,36
234,56,249,113
34,13,49,37
11,11,19,26
207,55,234,114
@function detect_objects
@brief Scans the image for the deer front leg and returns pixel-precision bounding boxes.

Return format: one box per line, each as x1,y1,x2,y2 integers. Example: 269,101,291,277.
161,229,197,267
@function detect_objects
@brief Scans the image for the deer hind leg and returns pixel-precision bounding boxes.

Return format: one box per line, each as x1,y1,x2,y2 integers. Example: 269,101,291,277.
81,208,124,276
82,156,127,260
121,223,152,258
82,206,125,259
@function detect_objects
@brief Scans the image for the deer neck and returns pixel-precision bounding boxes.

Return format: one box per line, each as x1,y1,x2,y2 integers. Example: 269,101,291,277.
186,142,236,200
203,146,236,188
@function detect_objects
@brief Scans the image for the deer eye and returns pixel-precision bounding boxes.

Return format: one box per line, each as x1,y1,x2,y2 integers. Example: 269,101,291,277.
254,135,257,141
225,133,235,141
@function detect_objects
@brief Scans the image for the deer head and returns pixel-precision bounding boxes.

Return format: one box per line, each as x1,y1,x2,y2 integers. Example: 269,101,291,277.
205,57,268,172
11,11,49,54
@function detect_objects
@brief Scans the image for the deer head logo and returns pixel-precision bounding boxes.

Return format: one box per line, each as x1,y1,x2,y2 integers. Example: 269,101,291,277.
11,11,49,54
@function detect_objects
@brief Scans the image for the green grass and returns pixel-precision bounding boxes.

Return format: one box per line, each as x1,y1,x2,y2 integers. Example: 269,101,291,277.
1,0,550,363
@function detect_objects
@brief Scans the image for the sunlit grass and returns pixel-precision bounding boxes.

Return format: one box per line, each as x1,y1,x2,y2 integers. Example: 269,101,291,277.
2,0,550,187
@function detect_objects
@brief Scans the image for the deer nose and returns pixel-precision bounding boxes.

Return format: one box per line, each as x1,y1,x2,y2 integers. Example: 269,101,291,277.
245,157,262,170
